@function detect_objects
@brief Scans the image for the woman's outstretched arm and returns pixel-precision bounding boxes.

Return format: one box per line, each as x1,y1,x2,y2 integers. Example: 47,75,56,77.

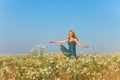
74,39,89,48
50,39,68,44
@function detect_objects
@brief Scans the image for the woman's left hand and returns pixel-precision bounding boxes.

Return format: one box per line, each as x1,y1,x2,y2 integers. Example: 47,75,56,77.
83,45,89,48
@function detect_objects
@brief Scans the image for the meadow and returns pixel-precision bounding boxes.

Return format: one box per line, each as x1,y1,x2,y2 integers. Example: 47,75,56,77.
0,52,120,80
0,45,120,80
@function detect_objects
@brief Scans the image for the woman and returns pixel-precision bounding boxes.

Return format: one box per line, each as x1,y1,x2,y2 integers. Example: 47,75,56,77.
50,30,89,58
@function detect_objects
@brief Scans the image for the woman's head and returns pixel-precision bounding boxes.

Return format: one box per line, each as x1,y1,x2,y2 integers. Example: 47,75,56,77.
68,30,78,41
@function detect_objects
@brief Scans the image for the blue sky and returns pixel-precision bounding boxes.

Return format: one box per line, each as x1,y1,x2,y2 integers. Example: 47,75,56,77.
0,0,120,54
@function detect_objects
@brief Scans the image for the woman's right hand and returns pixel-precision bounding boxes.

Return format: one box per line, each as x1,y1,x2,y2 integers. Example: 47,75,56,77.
50,41,55,43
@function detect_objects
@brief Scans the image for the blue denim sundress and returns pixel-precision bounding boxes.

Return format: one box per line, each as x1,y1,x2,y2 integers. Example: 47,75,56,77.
60,41,76,57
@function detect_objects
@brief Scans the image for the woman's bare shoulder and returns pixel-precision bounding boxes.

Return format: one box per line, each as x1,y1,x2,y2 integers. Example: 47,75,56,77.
73,38,78,41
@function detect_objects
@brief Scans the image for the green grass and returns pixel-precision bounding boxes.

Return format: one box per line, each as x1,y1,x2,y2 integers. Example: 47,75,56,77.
0,52,120,80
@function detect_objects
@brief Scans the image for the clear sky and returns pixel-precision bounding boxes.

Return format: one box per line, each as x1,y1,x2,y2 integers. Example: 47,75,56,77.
0,0,120,54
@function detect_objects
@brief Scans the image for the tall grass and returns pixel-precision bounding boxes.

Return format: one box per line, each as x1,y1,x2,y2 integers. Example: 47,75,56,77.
0,52,120,80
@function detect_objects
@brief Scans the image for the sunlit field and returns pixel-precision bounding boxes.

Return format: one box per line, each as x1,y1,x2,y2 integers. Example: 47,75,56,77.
0,45,120,80
0,52,120,80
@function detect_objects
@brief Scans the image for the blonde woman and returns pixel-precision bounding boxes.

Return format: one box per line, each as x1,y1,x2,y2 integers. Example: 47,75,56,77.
50,30,89,58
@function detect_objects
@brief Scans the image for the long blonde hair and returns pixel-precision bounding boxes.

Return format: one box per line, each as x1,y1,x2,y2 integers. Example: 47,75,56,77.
68,30,79,41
